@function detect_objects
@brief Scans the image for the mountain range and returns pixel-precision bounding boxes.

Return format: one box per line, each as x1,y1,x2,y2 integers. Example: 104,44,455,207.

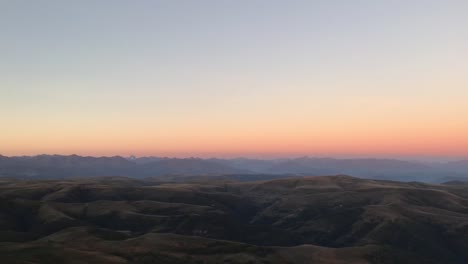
1,154,468,183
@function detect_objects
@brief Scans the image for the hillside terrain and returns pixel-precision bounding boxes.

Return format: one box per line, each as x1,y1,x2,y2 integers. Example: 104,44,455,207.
0,175,468,263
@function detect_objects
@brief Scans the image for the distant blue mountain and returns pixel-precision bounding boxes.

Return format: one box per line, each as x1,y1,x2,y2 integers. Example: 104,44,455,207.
0,154,467,183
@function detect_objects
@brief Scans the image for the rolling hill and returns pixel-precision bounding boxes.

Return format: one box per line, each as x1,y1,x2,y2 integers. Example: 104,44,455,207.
0,175,467,263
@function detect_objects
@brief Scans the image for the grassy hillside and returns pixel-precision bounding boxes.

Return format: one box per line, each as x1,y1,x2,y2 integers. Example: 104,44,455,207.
0,176,467,263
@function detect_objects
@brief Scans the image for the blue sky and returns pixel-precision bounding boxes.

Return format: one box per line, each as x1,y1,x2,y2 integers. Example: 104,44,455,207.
1,1,468,158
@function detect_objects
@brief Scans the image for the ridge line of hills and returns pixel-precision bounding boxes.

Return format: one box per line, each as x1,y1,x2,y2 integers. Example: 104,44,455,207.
1,154,468,183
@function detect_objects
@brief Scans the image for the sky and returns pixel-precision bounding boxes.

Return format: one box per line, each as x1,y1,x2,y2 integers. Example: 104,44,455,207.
1,0,468,159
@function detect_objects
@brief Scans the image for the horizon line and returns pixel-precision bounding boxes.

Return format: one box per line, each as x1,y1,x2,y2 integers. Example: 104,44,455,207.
1,153,467,162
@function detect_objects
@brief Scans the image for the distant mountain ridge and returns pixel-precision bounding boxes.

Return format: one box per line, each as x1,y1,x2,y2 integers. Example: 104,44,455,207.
0,155,247,179
1,154,468,182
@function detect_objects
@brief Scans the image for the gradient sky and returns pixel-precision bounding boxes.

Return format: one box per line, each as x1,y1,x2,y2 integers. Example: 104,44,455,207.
1,0,468,159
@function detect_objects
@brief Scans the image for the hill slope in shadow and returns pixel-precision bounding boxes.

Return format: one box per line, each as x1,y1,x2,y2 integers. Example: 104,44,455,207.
0,175,467,263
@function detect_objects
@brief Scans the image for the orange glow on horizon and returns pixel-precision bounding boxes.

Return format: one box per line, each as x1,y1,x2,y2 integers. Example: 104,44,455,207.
2,92,467,158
